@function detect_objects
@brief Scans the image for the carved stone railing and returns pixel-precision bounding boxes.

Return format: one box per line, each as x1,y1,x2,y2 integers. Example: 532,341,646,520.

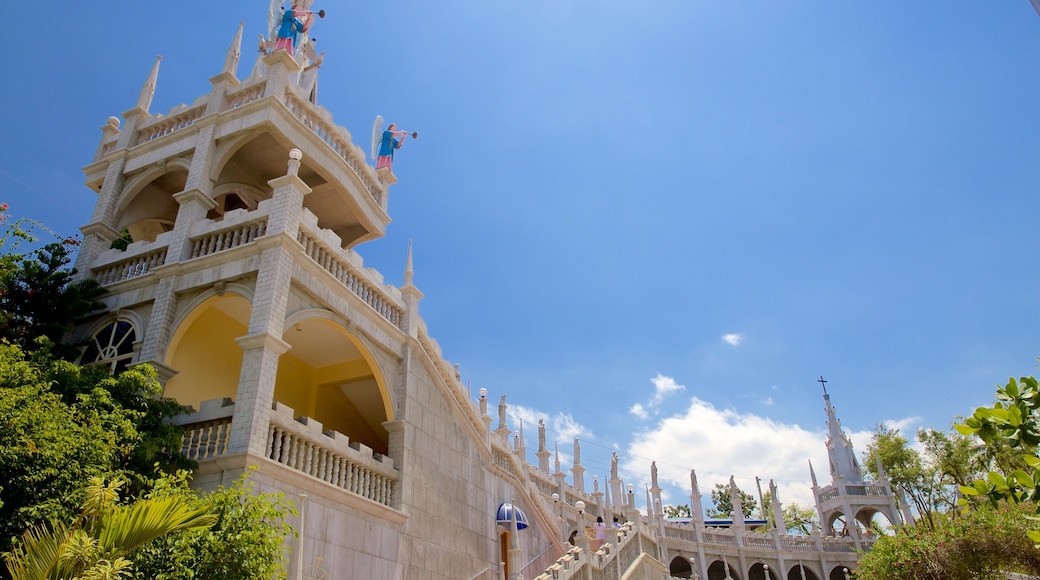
663,524,698,543
779,536,818,552
225,82,266,110
743,535,775,549
845,484,889,496
267,402,399,508
534,547,586,580
190,216,268,259
819,488,840,502
97,141,117,159
93,246,168,285
282,91,383,206
702,531,737,546
173,398,236,462
296,224,403,329
821,539,857,553
137,105,206,144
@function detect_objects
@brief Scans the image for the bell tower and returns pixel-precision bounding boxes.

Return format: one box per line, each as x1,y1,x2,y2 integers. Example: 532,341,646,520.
810,377,911,550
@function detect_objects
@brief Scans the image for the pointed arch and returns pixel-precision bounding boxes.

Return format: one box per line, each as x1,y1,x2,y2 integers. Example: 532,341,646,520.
163,291,252,410
275,311,395,455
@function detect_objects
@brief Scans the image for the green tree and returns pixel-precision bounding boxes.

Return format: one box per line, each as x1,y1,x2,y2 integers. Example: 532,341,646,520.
957,374,1040,543
707,483,756,519
130,470,297,580
4,476,216,580
663,504,691,519
862,423,976,528
0,342,191,558
0,241,106,361
854,503,1040,580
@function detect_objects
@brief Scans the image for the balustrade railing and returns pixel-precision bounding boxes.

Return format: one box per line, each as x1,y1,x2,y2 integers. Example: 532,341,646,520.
743,535,775,549
702,532,737,546
779,537,818,552
94,247,168,285
283,92,383,206
190,218,268,259
266,403,398,508
819,488,839,502
296,229,403,329
181,417,233,462
267,425,394,507
225,83,265,110
137,106,206,144
845,484,888,496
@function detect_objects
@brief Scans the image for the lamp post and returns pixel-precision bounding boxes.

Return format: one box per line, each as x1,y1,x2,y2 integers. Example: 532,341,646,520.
843,567,851,580
763,564,770,580
689,557,699,580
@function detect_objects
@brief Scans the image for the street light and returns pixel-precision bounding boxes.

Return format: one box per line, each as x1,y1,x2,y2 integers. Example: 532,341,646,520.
763,564,770,580
689,556,699,580
843,567,851,580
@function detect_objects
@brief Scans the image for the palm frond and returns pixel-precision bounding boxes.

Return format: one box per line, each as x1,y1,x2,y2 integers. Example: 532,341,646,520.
96,496,216,557
4,521,73,580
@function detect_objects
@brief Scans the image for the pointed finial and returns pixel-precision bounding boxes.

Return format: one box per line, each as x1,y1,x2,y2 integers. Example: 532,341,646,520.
554,442,560,472
135,56,162,113
404,240,414,286
224,22,245,76
809,459,819,487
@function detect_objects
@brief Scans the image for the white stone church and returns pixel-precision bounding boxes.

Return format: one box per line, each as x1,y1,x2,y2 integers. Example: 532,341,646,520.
69,2,911,578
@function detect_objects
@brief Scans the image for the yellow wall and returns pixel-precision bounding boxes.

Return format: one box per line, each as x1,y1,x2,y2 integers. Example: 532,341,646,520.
164,305,247,410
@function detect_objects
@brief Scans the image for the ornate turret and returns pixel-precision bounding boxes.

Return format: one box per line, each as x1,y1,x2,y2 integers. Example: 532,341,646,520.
811,377,912,551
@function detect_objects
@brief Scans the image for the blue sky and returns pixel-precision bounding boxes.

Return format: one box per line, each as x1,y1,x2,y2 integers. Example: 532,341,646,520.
3,1,1040,512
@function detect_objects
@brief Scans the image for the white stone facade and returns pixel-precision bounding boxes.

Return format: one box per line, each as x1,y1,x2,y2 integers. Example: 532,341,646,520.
69,7,905,580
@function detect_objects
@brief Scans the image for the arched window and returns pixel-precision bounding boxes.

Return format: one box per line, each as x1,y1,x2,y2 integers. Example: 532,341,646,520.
80,320,136,373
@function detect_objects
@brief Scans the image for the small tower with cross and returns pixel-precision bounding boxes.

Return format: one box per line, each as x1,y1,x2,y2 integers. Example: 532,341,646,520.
810,377,911,551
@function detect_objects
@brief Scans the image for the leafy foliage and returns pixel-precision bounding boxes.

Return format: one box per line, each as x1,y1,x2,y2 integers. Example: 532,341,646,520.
130,470,297,580
707,483,757,519
958,374,1040,543
863,423,982,529
854,503,1040,580
663,504,691,519
0,241,106,361
3,476,216,580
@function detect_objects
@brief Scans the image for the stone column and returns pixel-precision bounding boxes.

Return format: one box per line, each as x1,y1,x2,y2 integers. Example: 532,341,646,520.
226,150,309,456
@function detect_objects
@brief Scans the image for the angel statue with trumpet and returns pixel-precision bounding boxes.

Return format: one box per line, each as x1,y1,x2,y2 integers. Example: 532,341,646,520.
266,0,325,58
371,116,418,173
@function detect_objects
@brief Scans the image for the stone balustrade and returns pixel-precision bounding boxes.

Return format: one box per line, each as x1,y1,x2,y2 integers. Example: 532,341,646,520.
92,232,173,285
296,216,404,329
137,105,207,144
224,81,266,110
267,401,399,508
283,91,383,206
174,397,236,462
844,484,888,496
189,208,269,259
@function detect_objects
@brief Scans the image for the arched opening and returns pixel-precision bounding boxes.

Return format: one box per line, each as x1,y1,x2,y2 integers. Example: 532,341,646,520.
275,317,392,456
163,294,250,410
708,559,741,580
207,183,267,221
825,512,855,537
750,562,777,580
213,132,376,248
568,530,578,546
828,566,852,580
499,529,511,578
669,555,694,578
855,507,895,536
116,168,186,245
786,565,820,580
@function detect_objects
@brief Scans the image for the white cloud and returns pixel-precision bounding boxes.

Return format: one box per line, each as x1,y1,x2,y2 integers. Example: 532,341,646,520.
510,405,592,448
619,397,831,509
651,374,685,404
629,374,687,420
763,397,774,406
722,333,744,346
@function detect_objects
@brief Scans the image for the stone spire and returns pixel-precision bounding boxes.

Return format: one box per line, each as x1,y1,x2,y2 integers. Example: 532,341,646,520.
404,240,415,286
689,469,704,524
224,22,244,76
536,419,551,472
135,56,162,114
820,376,863,483
571,438,586,492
